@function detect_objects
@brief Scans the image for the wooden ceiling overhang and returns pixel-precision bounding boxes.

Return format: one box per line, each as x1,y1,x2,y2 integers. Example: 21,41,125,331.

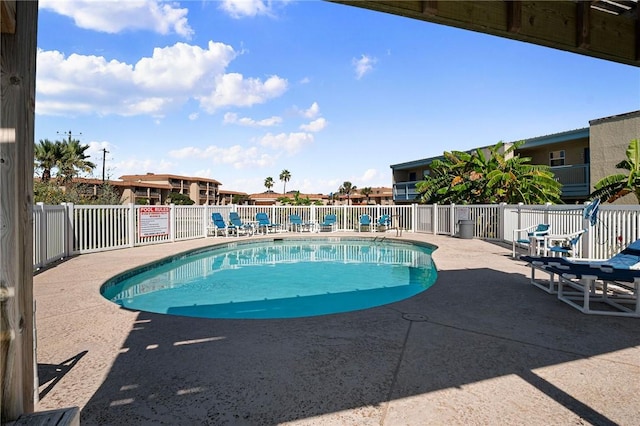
332,1,640,67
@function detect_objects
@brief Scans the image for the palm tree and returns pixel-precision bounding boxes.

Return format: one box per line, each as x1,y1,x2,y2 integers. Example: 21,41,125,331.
264,176,274,192
590,139,640,203
360,187,373,204
34,139,63,182
279,169,291,194
339,181,356,205
416,141,562,204
58,139,96,184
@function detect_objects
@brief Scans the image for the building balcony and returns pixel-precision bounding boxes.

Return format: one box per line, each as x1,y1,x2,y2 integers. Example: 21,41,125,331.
134,190,161,197
552,163,590,198
393,181,421,203
392,163,590,202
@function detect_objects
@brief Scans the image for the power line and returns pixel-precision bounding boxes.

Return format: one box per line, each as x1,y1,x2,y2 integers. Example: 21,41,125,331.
56,130,82,143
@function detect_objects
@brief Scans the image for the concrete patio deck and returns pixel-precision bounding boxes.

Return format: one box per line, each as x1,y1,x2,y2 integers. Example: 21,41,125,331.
33,233,639,425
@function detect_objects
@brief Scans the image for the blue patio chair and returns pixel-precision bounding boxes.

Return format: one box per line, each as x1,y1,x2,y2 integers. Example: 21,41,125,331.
209,212,233,237
289,214,312,232
512,223,550,258
375,214,391,232
546,229,586,257
256,212,280,234
358,214,372,232
521,239,640,317
319,213,337,232
229,211,253,236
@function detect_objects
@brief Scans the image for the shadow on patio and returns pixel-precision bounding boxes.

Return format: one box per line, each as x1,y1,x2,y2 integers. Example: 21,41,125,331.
69,266,639,425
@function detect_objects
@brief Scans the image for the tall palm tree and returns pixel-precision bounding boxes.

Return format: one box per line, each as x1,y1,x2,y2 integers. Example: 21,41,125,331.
339,181,356,205
34,139,63,182
264,176,274,192
590,139,640,203
360,187,373,204
58,139,96,184
279,169,291,194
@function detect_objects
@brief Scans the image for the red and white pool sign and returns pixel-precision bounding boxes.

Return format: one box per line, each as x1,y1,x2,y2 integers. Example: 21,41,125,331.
138,206,170,238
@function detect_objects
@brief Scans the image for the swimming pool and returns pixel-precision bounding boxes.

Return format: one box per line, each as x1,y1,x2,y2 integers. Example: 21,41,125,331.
101,238,437,319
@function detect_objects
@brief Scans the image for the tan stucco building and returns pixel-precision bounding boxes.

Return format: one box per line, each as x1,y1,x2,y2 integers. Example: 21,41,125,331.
391,110,640,204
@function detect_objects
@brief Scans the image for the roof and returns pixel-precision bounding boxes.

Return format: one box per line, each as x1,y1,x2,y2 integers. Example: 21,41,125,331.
332,0,640,67
65,177,171,189
119,172,222,185
219,189,249,196
516,128,590,149
249,192,327,201
390,127,592,171
589,109,640,125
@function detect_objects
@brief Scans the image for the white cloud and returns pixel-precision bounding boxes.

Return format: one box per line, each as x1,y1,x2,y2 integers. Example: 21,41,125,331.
113,158,175,179
353,54,377,80
219,0,273,18
168,144,278,169
258,132,313,155
39,0,193,38
300,102,320,119
36,41,288,117
360,168,380,183
223,112,282,127
133,41,236,91
300,117,327,132
188,112,199,121
197,74,288,113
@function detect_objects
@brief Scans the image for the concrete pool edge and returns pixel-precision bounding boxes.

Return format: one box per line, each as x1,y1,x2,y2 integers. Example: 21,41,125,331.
100,235,440,320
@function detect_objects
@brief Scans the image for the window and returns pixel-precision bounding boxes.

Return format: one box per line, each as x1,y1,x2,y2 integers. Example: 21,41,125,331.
408,172,417,181
549,150,565,167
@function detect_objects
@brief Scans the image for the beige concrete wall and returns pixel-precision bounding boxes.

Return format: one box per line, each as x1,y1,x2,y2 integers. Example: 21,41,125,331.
519,138,589,166
589,111,640,204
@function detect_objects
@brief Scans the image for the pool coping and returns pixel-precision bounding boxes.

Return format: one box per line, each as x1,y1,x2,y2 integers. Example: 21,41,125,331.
100,236,438,320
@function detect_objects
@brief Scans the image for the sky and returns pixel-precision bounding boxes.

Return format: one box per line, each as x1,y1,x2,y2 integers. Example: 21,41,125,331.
35,0,640,195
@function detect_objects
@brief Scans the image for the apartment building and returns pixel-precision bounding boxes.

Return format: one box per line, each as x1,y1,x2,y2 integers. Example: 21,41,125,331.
391,110,640,205
118,173,222,205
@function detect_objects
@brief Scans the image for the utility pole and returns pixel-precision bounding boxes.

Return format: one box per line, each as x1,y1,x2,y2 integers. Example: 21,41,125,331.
101,148,109,182
57,129,82,143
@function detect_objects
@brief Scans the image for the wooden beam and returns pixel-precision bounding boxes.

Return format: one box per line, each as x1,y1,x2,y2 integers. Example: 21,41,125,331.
637,12,640,61
0,0,38,422
331,1,640,67
1,0,16,34
577,1,591,49
507,0,522,33
422,0,438,17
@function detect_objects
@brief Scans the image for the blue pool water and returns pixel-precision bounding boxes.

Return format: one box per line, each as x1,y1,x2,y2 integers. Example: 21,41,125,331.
101,238,437,319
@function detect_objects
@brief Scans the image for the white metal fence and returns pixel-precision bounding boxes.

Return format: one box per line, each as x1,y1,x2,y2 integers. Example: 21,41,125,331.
32,202,640,270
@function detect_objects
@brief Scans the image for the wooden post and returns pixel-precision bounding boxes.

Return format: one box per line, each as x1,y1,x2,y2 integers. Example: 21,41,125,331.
1,0,39,422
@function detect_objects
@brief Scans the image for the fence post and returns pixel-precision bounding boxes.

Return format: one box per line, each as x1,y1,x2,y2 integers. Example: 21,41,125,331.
169,204,176,242
203,205,210,237
342,204,348,231
432,204,438,235
517,203,523,232
411,204,416,233
450,203,456,237
582,201,592,258
499,203,507,241
63,202,74,257
35,203,45,268
544,202,551,225
128,203,135,247
311,204,317,224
